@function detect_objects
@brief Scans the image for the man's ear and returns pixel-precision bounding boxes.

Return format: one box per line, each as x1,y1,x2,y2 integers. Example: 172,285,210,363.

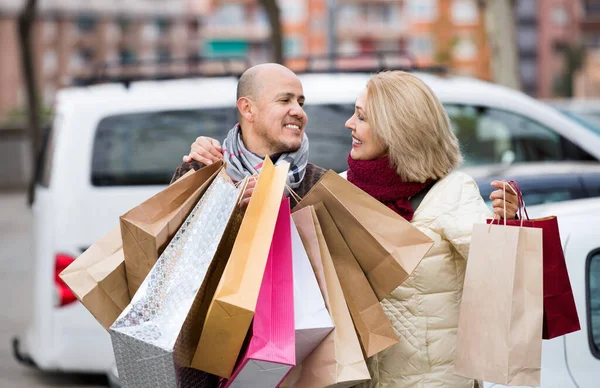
237,97,254,123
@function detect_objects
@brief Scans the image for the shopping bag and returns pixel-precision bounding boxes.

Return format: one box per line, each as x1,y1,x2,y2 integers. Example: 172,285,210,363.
110,169,244,388
289,215,333,364
454,195,544,386
192,157,290,378
294,170,433,300
120,161,222,297
220,198,295,388
487,180,580,339
313,203,397,357
60,226,129,330
283,205,370,388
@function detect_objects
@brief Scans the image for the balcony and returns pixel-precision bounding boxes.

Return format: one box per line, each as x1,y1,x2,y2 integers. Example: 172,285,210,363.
337,23,406,40
200,24,269,41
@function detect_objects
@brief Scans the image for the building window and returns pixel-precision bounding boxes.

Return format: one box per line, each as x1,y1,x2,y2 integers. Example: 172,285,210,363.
119,49,137,64
408,0,438,23
77,14,97,33
117,17,131,35
284,36,304,57
409,35,434,57
338,4,361,24
451,0,478,24
453,35,478,60
42,20,57,41
587,251,600,359
518,25,537,52
280,0,307,24
338,40,359,55
155,17,171,36
142,23,159,41
43,50,58,74
551,6,569,27
209,4,246,26
157,46,171,63
517,0,537,19
71,48,95,70
520,59,537,85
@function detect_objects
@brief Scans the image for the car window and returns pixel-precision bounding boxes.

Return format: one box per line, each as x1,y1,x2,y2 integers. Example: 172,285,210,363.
91,104,354,186
587,250,600,358
304,104,354,172
92,109,237,186
445,105,594,167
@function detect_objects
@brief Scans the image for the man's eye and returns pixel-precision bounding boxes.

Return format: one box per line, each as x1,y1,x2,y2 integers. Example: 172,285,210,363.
280,99,289,103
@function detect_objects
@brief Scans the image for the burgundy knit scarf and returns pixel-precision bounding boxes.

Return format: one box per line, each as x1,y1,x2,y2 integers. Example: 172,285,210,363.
347,155,433,221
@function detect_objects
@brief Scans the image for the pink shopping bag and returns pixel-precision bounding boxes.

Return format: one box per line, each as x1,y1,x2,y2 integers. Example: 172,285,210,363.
219,198,296,388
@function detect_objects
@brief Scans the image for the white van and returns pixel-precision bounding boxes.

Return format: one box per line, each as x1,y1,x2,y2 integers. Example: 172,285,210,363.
13,71,600,385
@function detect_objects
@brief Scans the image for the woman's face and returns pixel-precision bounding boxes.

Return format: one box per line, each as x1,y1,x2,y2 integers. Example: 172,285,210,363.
345,88,387,161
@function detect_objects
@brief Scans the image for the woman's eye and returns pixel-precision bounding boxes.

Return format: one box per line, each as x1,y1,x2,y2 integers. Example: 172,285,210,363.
358,115,365,121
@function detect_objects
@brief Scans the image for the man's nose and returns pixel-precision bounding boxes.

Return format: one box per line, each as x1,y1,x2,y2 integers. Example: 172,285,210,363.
289,104,305,119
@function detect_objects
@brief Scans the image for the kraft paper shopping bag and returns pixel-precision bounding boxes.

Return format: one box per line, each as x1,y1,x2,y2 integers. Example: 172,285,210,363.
454,216,543,386
295,170,433,300
282,205,370,388
314,203,398,358
60,225,129,330
120,162,222,297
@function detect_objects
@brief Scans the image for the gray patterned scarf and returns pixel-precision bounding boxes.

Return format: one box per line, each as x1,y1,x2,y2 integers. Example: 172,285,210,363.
222,124,309,189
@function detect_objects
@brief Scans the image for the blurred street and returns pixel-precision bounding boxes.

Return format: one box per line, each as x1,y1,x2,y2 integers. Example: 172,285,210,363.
0,191,107,388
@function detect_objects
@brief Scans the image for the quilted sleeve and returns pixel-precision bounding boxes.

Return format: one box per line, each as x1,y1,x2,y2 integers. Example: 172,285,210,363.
437,174,492,260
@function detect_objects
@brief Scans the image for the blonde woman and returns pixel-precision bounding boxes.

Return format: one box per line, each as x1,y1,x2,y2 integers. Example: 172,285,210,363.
175,68,518,387
345,71,490,387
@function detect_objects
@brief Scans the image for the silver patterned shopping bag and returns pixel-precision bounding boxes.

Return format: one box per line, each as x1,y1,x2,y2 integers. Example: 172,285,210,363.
110,169,245,388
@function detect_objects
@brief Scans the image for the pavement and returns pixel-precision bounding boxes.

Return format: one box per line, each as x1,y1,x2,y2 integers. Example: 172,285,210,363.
0,191,108,387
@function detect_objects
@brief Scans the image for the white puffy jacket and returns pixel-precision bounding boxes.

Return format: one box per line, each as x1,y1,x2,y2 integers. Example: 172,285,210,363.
357,170,492,388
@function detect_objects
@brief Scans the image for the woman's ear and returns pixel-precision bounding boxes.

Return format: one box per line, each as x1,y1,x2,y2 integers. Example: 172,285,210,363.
237,97,254,123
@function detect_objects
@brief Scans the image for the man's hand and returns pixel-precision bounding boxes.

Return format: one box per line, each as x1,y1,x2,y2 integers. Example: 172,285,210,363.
240,175,258,209
490,180,519,220
182,136,224,165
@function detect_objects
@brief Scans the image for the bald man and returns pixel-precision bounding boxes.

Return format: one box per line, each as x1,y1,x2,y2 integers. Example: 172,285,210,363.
171,63,327,207
171,64,519,217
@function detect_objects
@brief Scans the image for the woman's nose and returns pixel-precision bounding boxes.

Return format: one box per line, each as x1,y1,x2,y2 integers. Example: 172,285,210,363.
345,117,354,130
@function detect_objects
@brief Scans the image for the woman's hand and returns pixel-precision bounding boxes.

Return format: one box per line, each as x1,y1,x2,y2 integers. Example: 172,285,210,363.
182,136,224,165
489,180,519,220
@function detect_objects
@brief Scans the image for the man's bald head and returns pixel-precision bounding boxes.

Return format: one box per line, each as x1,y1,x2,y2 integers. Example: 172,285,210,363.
236,63,298,101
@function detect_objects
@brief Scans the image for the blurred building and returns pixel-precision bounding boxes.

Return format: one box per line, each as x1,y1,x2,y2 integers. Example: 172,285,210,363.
0,0,204,120
0,0,492,121
575,0,600,98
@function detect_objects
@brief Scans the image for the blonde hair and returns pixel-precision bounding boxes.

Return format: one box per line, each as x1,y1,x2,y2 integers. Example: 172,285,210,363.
366,71,462,182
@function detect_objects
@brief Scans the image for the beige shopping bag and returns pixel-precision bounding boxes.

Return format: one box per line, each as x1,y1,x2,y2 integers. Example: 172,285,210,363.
60,226,129,330
191,157,290,378
454,219,543,386
282,205,370,388
120,162,222,297
314,203,398,358
294,170,433,300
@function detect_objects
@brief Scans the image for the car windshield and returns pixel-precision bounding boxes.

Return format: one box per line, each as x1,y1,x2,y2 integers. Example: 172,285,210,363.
91,104,354,186
558,109,600,137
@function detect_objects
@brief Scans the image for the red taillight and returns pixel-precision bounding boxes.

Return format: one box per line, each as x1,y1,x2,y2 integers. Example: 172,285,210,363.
54,253,77,307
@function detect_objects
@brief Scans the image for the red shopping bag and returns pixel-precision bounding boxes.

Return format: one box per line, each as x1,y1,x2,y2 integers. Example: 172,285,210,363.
487,181,580,339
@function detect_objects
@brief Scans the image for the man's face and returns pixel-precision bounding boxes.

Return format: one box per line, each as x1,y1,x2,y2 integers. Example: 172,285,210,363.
253,71,307,154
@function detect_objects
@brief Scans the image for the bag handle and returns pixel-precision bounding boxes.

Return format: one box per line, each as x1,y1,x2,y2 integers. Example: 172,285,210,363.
488,181,524,231
286,184,302,204
507,179,529,221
